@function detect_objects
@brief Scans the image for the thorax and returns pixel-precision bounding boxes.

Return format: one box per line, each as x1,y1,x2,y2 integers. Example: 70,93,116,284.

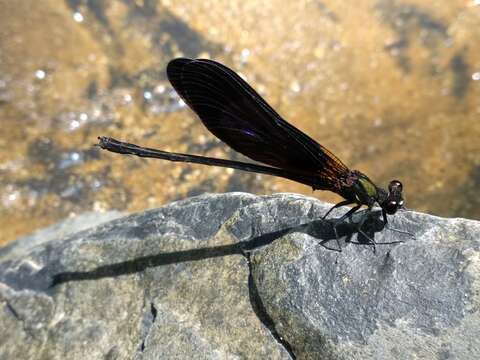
337,170,382,206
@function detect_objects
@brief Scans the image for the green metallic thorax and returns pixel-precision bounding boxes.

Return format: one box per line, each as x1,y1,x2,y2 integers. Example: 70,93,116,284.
335,170,386,207
358,177,378,198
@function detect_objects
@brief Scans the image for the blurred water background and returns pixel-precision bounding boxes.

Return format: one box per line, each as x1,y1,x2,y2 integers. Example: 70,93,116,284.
0,0,479,245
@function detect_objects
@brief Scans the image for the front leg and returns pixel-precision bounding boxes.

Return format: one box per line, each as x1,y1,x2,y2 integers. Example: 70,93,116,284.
382,209,388,225
382,208,415,238
322,200,354,220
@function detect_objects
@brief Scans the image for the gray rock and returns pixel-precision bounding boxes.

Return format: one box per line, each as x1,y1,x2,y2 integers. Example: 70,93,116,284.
0,211,125,262
0,193,479,360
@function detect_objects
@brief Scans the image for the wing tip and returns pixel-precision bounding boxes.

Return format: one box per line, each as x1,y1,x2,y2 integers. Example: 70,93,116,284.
166,58,193,83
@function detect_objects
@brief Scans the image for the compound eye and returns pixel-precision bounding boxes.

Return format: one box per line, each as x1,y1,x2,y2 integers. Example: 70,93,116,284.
385,200,399,215
388,180,403,192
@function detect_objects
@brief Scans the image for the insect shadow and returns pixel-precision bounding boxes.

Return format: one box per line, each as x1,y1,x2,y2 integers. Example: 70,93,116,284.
50,210,393,288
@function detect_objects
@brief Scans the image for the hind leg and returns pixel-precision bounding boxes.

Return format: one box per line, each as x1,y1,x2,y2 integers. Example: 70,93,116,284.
331,204,362,251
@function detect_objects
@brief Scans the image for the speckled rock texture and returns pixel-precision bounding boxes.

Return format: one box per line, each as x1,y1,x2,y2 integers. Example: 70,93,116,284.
1,193,479,359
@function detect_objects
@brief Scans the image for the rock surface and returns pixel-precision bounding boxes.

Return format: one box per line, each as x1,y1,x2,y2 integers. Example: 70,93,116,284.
0,193,479,359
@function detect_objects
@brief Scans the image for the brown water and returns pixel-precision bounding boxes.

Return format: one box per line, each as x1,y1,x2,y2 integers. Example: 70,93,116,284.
0,0,479,245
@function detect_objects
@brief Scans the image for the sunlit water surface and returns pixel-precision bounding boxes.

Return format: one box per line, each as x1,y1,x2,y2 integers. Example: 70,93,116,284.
0,0,479,244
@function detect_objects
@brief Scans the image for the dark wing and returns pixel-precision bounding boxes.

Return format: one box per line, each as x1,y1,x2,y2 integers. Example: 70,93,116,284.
167,58,349,189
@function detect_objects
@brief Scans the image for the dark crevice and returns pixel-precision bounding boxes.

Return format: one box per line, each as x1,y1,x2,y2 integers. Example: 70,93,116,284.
150,302,157,322
4,299,37,339
242,251,297,359
139,301,158,353
6,301,20,320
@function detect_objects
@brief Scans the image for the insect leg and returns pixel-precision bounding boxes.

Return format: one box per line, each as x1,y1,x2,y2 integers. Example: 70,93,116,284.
322,200,354,220
356,207,377,253
332,204,362,251
382,209,415,238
